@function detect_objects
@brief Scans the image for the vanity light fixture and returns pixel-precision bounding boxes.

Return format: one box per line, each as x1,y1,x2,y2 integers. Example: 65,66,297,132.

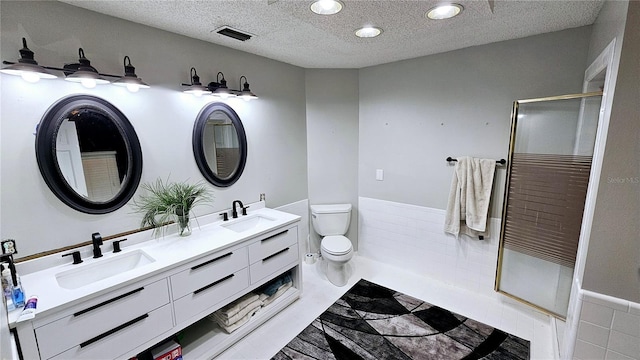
355,26,382,38
209,72,237,99
426,4,463,20
2,37,150,91
310,0,343,15
238,76,258,101
181,69,258,100
182,67,212,97
112,56,149,93
0,38,57,83
63,48,110,88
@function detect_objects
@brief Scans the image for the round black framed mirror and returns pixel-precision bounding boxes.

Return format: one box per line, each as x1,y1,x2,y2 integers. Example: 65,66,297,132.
35,95,143,214
193,102,247,187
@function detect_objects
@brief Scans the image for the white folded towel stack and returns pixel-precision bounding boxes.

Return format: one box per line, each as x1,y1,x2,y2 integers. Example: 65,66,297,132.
444,156,496,239
208,293,262,334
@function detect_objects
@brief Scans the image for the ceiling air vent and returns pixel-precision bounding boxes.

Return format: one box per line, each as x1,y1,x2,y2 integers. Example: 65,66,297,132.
216,27,253,42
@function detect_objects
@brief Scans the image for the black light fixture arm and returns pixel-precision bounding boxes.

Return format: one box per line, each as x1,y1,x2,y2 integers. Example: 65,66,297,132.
122,56,137,77
181,67,203,86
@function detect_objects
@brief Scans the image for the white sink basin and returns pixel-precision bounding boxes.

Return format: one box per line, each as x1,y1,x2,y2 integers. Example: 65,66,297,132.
55,250,155,290
221,214,276,233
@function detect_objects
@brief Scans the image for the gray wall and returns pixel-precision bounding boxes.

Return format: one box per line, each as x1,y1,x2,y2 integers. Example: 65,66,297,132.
358,27,592,219
305,70,359,252
583,0,639,303
0,1,308,257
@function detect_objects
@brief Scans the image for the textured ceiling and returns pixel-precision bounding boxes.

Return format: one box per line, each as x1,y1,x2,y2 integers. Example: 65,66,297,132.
60,0,604,69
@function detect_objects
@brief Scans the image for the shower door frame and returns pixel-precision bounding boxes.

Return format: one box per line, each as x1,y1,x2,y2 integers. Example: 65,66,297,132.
494,90,604,319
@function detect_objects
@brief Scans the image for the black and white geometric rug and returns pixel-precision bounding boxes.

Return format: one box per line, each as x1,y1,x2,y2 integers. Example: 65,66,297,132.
272,279,530,359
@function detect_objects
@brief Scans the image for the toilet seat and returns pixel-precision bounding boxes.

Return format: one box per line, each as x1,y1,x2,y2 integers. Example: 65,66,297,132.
321,235,352,256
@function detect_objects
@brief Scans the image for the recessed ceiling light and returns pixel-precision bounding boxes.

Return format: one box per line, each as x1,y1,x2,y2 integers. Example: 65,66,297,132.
426,4,463,20
310,0,343,15
355,26,382,38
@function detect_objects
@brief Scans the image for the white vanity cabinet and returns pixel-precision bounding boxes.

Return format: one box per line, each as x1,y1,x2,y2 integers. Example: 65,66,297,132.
171,246,249,324
248,227,299,284
15,214,301,360
32,278,172,360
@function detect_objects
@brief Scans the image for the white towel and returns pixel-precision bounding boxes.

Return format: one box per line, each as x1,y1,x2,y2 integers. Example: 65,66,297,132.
210,305,262,334
216,293,259,317
444,156,496,238
210,298,262,326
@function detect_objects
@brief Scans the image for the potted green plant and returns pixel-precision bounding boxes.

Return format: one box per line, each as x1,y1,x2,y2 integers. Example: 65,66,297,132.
133,178,213,237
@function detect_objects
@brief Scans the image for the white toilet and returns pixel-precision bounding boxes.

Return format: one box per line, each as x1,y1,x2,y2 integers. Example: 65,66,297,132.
310,203,354,287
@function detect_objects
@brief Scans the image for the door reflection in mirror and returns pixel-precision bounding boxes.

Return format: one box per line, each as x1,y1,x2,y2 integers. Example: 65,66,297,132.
56,107,128,201
203,110,240,180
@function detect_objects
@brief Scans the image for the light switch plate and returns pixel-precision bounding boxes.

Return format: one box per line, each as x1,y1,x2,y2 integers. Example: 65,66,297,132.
376,169,384,181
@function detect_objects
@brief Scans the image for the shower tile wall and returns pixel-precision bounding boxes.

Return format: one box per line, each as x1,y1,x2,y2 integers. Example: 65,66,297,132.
574,291,640,360
358,197,500,298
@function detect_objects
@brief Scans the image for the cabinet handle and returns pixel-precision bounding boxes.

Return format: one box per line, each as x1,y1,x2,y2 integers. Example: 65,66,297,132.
79,314,149,348
261,230,288,242
73,287,144,317
193,274,235,295
191,252,233,271
262,248,289,262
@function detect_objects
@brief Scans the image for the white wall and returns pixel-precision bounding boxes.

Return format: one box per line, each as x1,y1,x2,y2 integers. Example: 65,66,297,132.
0,1,308,258
305,70,359,252
358,197,500,297
583,0,640,304
358,27,592,220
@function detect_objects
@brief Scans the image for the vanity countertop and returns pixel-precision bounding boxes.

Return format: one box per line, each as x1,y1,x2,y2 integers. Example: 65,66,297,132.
8,206,300,326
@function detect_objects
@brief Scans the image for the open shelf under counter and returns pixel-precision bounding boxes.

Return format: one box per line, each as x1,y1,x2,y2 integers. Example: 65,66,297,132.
179,287,301,359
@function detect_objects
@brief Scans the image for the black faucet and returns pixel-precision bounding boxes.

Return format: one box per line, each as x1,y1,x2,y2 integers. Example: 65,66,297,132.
232,200,244,219
92,232,103,258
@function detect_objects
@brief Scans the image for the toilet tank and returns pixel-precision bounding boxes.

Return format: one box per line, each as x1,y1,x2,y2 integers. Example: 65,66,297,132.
310,204,352,236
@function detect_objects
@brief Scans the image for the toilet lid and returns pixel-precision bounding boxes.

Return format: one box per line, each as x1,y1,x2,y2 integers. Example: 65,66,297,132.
322,235,352,255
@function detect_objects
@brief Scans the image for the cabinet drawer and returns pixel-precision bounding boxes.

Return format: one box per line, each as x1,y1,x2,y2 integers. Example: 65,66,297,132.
48,303,173,360
170,247,247,299
248,227,297,264
36,279,170,360
249,243,299,284
173,268,249,324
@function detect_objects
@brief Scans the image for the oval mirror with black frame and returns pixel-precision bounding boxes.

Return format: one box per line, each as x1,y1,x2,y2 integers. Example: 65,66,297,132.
193,102,247,187
35,94,143,214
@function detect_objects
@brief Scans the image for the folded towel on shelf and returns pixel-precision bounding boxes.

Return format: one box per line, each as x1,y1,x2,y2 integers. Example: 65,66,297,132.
216,293,259,317
259,281,292,307
210,305,262,334
210,298,262,326
444,156,496,239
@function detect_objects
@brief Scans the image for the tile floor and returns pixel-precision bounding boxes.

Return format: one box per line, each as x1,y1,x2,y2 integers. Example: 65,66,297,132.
217,255,556,359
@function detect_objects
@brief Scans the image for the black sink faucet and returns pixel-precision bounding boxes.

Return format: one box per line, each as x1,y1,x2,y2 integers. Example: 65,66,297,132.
92,232,103,258
232,200,244,218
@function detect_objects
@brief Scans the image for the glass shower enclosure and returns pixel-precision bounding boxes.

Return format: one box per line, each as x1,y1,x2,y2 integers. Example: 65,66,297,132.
495,91,603,318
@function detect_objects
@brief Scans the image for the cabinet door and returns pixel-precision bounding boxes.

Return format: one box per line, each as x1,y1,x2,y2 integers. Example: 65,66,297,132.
49,304,173,360
170,246,247,299
248,227,297,264
173,268,249,324
249,244,299,284
35,279,169,360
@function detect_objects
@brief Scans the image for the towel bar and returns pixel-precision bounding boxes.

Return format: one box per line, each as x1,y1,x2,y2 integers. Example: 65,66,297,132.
446,157,506,165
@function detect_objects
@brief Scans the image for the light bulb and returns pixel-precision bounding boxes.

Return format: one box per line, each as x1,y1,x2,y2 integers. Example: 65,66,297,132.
126,83,140,93
426,4,463,20
80,78,97,89
20,72,41,83
319,0,334,10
